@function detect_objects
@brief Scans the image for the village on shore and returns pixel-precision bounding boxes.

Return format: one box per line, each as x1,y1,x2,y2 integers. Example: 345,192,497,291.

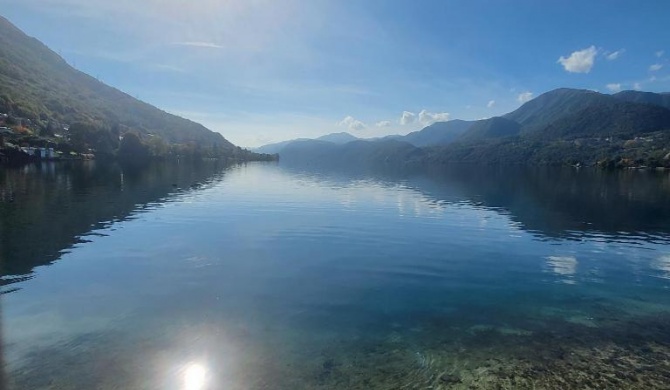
0,112,96,164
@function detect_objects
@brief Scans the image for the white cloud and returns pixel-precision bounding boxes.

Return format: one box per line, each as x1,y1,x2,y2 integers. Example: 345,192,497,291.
633,82,642,90
487,100,495,108
418,110,450,125
375,120,391,127
338,116,366,131
656,50,665,58
517,91,533,103
400,111,416,125
606,83,622,92
650,63,663,71
172,41,224,49
557,46,597,73
605,49,624,61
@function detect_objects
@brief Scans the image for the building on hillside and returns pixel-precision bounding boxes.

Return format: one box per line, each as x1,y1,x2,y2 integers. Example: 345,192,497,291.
18,146,57,159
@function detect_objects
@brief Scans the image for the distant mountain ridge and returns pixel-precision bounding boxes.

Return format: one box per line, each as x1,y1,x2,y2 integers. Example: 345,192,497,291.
255,121,474,155
271,88,670,168
401,120,472,146
280,138,425,169
255,132,360,154
460,117,521,141
613,90,670,110
316,132,359,143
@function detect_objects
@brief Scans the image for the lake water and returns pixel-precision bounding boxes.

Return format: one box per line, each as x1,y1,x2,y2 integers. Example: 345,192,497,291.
2,161,670,389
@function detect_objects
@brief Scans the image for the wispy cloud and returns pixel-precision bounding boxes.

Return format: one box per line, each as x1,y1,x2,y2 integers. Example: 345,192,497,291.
650,63,663,71
172,42,224,49
400,111,416,125
375,120,391,127
487,100,495,108
606,83,621,92
656,50,665,58
517,91,533,103
338,116,366,131
147,63,187,73
605,49,624,61
418,110,450,125
558,46,597,73
633,82,642,90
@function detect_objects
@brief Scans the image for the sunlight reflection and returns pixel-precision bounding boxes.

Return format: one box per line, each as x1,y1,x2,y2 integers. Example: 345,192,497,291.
183,363,207,390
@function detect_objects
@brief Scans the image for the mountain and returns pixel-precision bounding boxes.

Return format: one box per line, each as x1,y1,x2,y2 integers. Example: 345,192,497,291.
255,132,358,154
531,100,670,140
255,121,472,155
254,138,309,154
613,90,670,110
430,89,670,166
452,88,670,142
277,88,670,168
0,15,237,153
280,139,424,169
504,88,610,131
401,120,472,146
458,117,521,141
316,132,359,144
299,88,670,151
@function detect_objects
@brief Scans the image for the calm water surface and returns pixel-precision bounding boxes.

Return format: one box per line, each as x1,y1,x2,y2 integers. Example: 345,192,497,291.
2,161,670,389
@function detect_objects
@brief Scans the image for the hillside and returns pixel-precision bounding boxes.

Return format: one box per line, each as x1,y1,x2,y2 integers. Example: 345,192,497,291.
254,138,310,154
254,122,474,155
613,90,670,110
448,89,670,143
316,132,359,144
0,15,256,160
280,139,425,169
254,132,359,154
275,88,670,168
458,117,521,141
531,100,670,140
401,120,472,146
503,88,609,130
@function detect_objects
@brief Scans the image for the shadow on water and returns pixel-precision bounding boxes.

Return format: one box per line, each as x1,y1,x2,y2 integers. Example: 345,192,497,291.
0,159,233,288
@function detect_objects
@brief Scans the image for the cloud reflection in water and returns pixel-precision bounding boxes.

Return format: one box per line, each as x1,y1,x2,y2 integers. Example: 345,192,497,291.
546,256,578,284
652,255,670,280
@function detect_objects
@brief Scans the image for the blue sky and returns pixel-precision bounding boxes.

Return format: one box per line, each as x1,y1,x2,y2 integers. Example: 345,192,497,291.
1,0,669,147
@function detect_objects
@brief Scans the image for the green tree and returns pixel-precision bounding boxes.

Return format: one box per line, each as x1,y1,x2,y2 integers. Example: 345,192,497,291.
118,132,150,164
68,121,97,153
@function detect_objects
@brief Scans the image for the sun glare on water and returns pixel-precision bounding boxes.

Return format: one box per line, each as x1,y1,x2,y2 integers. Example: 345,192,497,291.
183,363,207,390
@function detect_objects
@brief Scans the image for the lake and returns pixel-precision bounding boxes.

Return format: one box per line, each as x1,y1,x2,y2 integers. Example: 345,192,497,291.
2,161,670,389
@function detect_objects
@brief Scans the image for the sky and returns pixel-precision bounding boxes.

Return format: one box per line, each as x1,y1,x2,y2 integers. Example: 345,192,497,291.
1,0,669,147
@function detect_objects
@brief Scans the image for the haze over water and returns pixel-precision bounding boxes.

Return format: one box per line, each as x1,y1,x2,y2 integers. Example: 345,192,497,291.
3,161,670,389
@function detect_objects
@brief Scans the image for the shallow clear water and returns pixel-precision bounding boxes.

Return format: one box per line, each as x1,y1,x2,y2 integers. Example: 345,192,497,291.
2,161,670,389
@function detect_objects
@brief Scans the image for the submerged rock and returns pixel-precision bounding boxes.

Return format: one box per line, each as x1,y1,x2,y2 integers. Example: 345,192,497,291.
439,372,460,384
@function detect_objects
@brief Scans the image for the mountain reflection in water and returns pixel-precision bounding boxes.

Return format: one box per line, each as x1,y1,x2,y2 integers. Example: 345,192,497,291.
2,162,670,389
1,160,232,286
